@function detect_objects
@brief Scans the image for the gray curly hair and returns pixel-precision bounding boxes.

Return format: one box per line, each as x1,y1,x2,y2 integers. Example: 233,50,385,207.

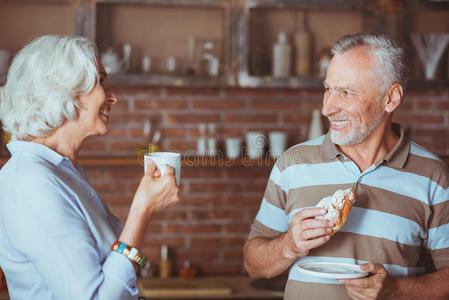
331,32,408,93
0,35,100,140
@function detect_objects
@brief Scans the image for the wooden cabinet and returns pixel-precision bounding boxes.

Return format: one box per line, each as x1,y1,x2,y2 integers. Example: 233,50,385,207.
0,0,448,87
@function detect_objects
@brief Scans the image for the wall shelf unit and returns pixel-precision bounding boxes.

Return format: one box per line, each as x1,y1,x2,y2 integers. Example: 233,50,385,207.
0,0,448,88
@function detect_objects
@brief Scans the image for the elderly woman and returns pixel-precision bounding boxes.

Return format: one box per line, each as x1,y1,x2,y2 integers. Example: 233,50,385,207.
0,35,179,299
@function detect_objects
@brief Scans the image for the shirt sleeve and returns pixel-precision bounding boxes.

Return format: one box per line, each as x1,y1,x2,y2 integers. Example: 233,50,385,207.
5,170,138,300
427,184,449,270
248,161,289,239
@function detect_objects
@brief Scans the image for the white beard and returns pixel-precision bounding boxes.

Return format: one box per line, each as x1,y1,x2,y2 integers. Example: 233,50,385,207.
329,108,384,146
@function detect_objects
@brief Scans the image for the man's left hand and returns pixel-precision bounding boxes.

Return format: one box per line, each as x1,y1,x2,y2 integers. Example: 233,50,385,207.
339,262,393,300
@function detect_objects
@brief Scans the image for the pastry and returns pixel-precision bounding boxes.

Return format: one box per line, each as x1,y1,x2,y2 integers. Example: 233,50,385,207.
315,188,355,236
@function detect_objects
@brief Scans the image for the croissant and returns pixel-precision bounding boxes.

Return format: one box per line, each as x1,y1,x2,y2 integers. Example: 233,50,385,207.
315,189,355,236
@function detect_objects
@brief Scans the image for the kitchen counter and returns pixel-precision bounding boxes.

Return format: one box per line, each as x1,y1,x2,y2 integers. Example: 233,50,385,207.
137,276,284,300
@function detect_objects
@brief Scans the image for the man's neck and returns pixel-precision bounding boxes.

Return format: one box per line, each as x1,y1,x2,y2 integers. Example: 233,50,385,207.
337,122,400,172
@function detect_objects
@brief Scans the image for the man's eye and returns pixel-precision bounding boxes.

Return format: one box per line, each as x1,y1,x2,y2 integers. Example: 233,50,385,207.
341,90,350,97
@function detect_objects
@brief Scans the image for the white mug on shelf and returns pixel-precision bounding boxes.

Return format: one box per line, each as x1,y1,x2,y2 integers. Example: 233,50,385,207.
225,138,241,159
142,56,151,73
269,132,287,159
246,132,266,159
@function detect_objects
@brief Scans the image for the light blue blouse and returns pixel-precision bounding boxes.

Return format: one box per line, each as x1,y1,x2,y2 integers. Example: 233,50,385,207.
0,141,138,299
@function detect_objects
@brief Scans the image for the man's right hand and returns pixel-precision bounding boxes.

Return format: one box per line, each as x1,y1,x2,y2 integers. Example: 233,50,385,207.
282,207,333,259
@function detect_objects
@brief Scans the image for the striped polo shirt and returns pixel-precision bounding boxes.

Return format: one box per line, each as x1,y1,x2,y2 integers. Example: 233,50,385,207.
249,125,449,300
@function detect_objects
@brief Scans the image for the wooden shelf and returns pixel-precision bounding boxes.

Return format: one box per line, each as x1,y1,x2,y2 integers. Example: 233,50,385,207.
0,156,277,167
107,73,229,88
1,155,448,168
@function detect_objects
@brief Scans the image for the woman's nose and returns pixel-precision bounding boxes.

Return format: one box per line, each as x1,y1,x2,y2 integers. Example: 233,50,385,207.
107,92,118,105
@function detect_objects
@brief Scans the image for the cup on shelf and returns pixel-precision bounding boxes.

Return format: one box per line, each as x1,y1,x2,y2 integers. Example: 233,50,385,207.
144,152,181,185
225,137,241,159
269,132,287,159
142,56,151,73
166,57,176,73
246,131,266,159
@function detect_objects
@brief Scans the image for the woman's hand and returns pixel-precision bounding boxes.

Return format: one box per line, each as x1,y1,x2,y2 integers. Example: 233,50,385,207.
133,160,180,216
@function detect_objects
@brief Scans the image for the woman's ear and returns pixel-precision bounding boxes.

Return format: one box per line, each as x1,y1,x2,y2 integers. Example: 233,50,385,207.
385,83,403,113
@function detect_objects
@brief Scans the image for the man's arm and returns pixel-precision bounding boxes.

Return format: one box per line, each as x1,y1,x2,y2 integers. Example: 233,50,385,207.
341,263,449,300
243,207,332,279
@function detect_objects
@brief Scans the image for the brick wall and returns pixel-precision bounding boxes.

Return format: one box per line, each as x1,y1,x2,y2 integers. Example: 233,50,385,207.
80,86,449,276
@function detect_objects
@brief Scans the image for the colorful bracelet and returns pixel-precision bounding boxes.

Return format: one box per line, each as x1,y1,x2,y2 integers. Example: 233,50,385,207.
111,241,147,268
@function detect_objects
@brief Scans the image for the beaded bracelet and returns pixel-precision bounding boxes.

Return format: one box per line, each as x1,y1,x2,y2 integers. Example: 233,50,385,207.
111,241,147,268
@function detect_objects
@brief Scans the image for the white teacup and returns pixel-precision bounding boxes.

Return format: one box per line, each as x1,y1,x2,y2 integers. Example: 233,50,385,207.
246,131,266,159
225,137,241,159
269,132,287,159
144,152,181,185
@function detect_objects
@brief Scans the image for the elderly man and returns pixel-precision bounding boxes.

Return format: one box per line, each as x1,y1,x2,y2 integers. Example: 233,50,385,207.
243,32,449,299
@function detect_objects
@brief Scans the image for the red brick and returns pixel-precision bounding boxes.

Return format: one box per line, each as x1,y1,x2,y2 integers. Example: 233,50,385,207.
282,113,311,124
249,100,301,110
150,210,188,221
111,99,131,112
226,194,263,206
206,209,246,220
112,114,163,124
222,249,244,261
190,237,243,247
223,166,271,179
165,140,196,152
304,101,324,111
393,113,444,125
176,248,220,261
111,86,162,96
166,113,220,124
134,99,188,110
187,127,244,138
80,141,107,151
165,224,221,234
193,99,246,110
189,182,242,192
143,237,186,248
223,113,278,123
224,223,252,234
182,167,222,178
224,87,300,98
166,87,221,96
109,141,143,152
106,127,127,137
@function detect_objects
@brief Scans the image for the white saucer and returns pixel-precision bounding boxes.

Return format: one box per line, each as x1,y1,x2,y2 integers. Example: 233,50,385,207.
298,261,369,279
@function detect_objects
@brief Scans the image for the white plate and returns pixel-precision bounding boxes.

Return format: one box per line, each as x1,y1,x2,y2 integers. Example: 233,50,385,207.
298,262,368,279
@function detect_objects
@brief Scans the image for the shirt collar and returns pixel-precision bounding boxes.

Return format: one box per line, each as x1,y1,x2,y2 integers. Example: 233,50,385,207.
319,123,410,169
7,140,66,166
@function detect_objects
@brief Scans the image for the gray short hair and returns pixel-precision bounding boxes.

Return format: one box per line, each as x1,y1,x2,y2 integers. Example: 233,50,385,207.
0,35,100,140
331,32,408,92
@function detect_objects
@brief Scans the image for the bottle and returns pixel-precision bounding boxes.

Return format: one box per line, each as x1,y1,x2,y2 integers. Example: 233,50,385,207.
197,123,207,156
159,244,171,278
272,31,291,78
308,109,324,140
207,123,217,157
294,10,312,77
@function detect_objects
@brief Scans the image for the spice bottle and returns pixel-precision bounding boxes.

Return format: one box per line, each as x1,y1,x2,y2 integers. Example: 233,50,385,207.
159,244,171,278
